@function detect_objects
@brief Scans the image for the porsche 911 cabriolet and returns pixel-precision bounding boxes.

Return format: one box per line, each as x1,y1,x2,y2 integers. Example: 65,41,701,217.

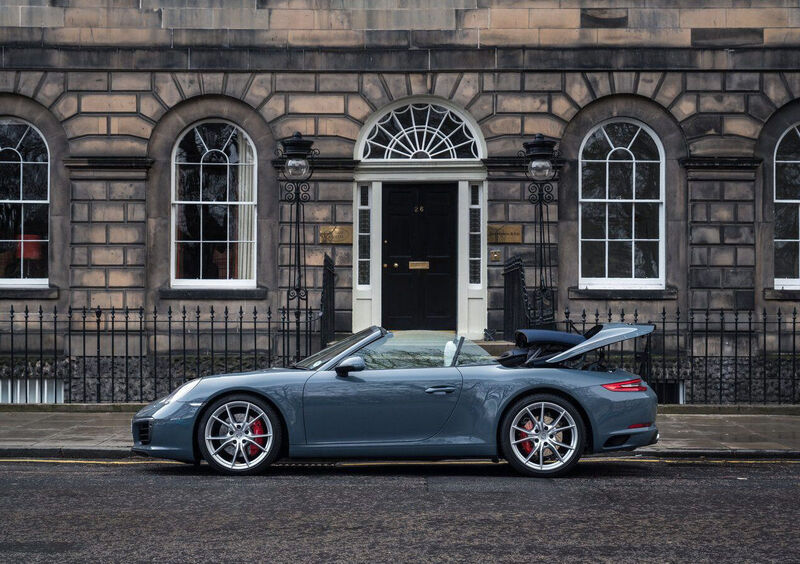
132,323,658,477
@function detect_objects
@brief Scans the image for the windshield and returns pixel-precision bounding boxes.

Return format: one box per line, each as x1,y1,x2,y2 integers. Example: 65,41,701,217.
294,327,378,370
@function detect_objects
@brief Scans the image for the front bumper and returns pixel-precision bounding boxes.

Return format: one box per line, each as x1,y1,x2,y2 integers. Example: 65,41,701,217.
131,400,201,463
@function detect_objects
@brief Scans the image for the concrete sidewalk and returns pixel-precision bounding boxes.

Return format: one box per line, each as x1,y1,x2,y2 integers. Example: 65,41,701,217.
0,410,798,459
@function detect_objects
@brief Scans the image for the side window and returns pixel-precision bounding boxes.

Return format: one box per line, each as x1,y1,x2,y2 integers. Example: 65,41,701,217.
774,124,800,287
0,119,49,284
355,333,459,370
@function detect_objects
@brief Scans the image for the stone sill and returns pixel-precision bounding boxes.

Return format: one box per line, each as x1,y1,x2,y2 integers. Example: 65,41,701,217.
158,287,268,300
0,286,59,300
568,286,678,301
763,288,800,301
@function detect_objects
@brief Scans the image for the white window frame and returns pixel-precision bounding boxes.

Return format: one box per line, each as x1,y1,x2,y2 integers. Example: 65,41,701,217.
774,123,800,290
578,118,666,290
0,118,49,288
170,119,258,289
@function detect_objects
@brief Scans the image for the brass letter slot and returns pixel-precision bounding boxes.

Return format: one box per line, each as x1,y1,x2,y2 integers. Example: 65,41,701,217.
408,261,430,270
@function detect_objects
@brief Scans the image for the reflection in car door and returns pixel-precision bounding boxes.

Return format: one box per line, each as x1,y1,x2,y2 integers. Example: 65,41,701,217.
303,366,463,444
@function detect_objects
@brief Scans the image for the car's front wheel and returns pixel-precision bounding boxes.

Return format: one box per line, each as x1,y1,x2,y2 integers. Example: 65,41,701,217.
197,394,282,475
500,393,585,477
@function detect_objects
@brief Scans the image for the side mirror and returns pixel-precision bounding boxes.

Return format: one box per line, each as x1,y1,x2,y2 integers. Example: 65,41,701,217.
335,356,365,377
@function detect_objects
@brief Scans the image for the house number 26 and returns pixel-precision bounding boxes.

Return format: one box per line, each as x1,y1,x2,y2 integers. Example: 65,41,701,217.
413,205,425,213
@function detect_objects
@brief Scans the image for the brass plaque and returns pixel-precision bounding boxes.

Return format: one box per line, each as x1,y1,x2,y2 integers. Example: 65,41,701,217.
487,224,523,244
319,225,353,245
408,261,430,270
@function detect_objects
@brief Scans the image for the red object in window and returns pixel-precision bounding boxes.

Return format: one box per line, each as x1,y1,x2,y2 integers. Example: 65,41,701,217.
16,234,43,260
602,379,648,392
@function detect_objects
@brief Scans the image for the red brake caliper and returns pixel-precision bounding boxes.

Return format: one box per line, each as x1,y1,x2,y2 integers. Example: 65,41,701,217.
249,419,266,457
516,420,535,455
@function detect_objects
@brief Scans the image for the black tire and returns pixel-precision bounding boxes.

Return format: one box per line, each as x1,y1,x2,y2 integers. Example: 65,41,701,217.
197,393,283,476
500,393,586,478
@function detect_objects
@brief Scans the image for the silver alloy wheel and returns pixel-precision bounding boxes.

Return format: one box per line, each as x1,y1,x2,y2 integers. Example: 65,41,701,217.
204,400,274,471
508,401,578,471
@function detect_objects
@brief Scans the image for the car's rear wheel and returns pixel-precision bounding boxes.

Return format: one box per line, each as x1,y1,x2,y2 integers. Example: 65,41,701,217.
197,394,282,475
500,393,585,477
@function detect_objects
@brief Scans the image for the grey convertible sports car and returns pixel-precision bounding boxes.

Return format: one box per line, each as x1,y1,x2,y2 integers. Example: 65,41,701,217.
132,323,658,477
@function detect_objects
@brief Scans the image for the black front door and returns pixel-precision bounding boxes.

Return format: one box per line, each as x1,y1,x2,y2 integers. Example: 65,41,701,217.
382,183,457,330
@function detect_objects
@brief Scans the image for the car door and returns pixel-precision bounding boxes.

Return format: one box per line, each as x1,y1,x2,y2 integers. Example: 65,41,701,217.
303,333,463,444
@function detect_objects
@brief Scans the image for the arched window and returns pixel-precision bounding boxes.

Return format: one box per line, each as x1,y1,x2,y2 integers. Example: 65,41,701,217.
360,102,481,160
171,121,256,287
578,119,665,289
0,118,49,285
774,124,800,287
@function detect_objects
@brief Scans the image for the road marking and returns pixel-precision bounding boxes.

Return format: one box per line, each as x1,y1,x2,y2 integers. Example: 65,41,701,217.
0,458,182,465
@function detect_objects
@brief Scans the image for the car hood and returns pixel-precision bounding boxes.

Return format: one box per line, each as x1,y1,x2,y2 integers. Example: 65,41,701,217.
546,323,655,364
201,367,309,379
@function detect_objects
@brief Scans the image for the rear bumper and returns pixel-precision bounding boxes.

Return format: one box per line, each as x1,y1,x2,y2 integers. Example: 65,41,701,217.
597,425,659,452
131,400,200,463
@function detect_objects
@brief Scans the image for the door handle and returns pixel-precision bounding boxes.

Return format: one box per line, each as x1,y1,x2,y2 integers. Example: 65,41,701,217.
425,385,456,395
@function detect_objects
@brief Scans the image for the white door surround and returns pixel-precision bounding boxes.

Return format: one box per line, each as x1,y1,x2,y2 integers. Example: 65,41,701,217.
352,164,488,339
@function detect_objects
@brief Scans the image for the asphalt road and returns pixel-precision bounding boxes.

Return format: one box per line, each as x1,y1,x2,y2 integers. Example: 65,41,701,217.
0,456,798,563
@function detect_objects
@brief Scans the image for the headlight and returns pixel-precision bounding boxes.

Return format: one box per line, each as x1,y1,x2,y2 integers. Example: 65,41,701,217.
162,378,202,404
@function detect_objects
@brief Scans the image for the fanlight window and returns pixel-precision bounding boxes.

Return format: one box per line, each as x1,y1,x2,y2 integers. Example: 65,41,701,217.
775,124,800,286
361,103,480,160
172,121,257,286
579,120,664,288
0,118,49,284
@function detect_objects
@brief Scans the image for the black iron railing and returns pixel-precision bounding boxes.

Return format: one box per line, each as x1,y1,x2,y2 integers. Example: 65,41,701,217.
0,304,329,404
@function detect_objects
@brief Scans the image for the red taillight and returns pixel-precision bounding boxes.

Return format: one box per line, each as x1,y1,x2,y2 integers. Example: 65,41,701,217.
602,378,647,392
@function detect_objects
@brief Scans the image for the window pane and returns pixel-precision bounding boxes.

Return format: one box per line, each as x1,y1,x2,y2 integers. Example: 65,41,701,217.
22,203,48,239
175,242,200,279
0,241,20,278
0,203,21,240
176,130,205,163
581,128,611,160
360,186,369,206
629,129,660,160
469,234,480,256
202,204,227,241
469,208,480,232
358,235,370,259
21,163,47,200
775,203,799,239
777,127,800,161
608,161,633,199
176,164,200,201
608,203,632,239
605,122,639,148
18,129,47,162
229,204,255,241
635,162,660,200
0,123,28,149
776,163,800,200
174,205,200,241
202,163,227,201
581,162,605,199
198,123,235,151
22,240,47,278
581,241,605,277
635,203,659,239
608,241,632,277
359,209,370,234
202,242,228,279
229,165,255,202
608,148,632,160
581,203,605,238
471,185,479,206
0,156,20,200
634,241,659,278
228,242,254,279
469,259,480,284
775,242,799,279
358,261,370,285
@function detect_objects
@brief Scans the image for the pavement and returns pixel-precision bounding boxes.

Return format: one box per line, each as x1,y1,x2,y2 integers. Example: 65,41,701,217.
0,457,798,562
0,408,798,459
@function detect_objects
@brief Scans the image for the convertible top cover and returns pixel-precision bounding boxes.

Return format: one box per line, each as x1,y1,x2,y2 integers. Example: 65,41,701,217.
545,323,655,364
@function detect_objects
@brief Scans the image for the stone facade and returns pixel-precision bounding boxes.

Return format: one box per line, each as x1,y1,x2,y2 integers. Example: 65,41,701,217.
0,0,798,340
